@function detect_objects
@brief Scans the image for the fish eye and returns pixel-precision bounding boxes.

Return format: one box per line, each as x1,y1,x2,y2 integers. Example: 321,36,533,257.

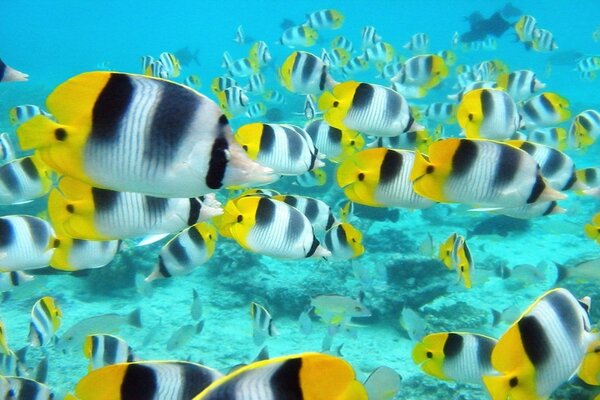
237,215,243,223
242,145,248,151
350,140,355,145
333,101,339,107
426,351,433,358
468,113,474,121
358,173,365,181
426,165,434,174
461,266,465,271
354,306,362,311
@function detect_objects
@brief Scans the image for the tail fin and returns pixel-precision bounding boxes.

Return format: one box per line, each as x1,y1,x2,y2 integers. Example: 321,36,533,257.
128,308,143,328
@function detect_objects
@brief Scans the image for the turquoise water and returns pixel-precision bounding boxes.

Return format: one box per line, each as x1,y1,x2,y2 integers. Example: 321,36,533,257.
1,1,600,399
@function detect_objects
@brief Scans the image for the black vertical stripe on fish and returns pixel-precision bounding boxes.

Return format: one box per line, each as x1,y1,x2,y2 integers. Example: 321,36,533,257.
547,291,583,338
187,198,201,226
180,364,218,399
104,336,119,365
157,256,171,278
260,124,276,154
352,83,374,110
91,187,120,213
304,199,319,221
451,140,478,176
255,198,276,226
90,335,100,359
0,59,6,81
121,364,158,400
542,201,557,216
15,379,40,400
403,113,415,133
91,73,134,143
480,89,495,118
301,54,317,85
168,237,190,265
39,298,53,323
286,128,304,161
443,333,464,359
144,196,170,221
507,72,516,92
584,168,597,182
476,336,495,368
188,225,206,248
385,88,401,121
379,150,402,184
0,218,14,247
0,165,22,195
522,100,540,123
526,174,545,203
21,157,40,181
541,149,565,177
328,126,342,144
424,55,433,75
319,66,328,91
26,217,50,248
325,213,335,231
282,195,298,208
336,224,348,248
270,357,303,399
518,315,551,367
306,236,320,257
145,82,198,169
518,141,535,155
205,128,229,190
493,145,520,187
9,271,19,286
578,115,592,132
324,228,334,250
529,74,537,94
286,209,305,241
539,94,556,114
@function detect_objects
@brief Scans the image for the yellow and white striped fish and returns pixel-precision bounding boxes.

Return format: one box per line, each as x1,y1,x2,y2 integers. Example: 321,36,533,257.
410,138,566,208
279,25,318,48
217,196,331,259
9,104,53,126
323,222,364,261
457,88,522,140
235,123,325,176
50,237,120,272
0,156,53,205
519,92,570,129
496,70,545,101
272,194,336,235
413,332,498,384
194,353,367,400
0,215,56,272
83,334,137,371
319,81,422,137
66,361,223,400
305,119,364,162
337,148,435,209
568,109,600,150
29,296,62,347
484,288,597,400
279,51,337,95
48,177,223,240
145,222,217,281
17,72,274,198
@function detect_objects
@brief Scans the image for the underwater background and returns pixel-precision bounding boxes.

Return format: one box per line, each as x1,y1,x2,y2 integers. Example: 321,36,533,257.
1,0,600,399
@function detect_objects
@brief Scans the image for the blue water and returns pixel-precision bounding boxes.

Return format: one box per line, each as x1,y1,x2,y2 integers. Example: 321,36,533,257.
1,1,600,399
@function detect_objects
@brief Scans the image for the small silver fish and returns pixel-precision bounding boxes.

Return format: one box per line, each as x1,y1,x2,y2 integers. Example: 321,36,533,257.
166,321,203,351
191,289,202,321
